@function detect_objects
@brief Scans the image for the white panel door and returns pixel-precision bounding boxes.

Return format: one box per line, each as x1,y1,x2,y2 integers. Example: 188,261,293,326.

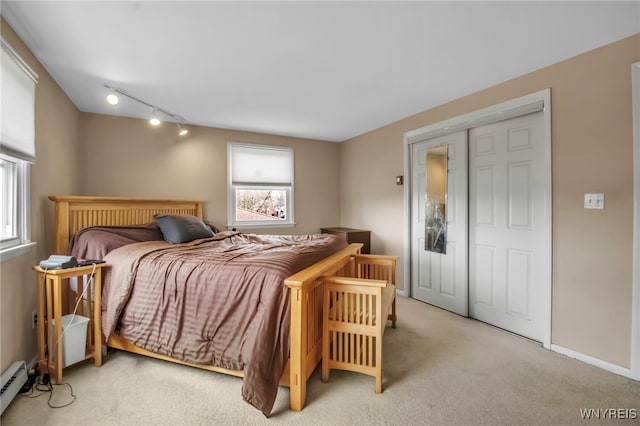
411,131,468,316
468,111,547,341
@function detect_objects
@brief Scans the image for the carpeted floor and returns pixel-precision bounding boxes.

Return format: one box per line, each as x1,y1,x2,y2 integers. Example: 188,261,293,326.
2,296,639,425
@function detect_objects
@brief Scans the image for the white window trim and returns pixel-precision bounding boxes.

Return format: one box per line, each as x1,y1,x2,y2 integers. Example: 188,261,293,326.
227,142,295,229
0,157,35,261
0,242,37,261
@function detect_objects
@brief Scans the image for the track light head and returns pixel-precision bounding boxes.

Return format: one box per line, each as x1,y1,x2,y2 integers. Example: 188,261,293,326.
150,109,161,126
106,93,119,105
178,124,189,136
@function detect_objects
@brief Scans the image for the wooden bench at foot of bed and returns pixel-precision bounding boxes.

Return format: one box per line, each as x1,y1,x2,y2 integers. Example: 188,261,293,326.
320,254,398,394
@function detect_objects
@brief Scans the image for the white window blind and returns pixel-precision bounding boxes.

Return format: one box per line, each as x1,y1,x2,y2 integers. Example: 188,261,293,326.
227,142,295,228
0,38,38,163
230,144,293,186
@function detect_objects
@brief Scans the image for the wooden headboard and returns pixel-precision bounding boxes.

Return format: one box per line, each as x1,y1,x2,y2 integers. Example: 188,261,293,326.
49,196,204,255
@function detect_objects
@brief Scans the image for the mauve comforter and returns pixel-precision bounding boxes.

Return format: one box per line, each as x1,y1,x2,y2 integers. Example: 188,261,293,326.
97,231,346,416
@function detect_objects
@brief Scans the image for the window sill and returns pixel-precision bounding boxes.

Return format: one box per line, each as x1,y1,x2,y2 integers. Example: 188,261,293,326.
227,222,296,230
0,241,37,262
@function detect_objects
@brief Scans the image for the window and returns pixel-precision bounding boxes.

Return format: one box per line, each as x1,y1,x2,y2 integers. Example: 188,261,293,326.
227,143,294,228
0,38,38,260
1,154,29,252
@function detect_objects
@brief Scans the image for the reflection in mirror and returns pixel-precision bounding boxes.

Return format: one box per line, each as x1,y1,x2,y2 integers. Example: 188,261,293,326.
424,144,448,253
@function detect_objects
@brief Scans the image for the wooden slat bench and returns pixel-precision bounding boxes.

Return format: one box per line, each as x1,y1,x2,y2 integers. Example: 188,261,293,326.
321,254,397,393
354,254,397,328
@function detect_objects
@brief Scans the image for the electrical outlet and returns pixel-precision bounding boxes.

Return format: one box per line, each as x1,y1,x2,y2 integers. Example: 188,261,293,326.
31,309,37,329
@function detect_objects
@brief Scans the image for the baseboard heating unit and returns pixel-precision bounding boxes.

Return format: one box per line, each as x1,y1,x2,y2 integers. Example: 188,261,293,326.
0,361,27,415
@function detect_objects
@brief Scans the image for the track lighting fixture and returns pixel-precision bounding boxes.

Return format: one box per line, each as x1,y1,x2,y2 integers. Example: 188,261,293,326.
104,84,189,136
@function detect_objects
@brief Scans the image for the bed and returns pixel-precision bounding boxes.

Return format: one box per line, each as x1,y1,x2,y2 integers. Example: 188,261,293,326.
49,195,362,415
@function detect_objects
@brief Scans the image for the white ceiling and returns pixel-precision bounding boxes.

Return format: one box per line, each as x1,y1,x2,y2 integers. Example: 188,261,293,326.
2,1,639,142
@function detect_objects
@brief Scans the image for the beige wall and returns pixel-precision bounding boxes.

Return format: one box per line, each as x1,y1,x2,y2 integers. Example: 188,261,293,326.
0,19,81,373
340,34,640,368
77,113,341,235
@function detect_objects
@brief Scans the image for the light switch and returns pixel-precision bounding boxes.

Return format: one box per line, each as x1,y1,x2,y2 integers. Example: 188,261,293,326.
584,193,605,209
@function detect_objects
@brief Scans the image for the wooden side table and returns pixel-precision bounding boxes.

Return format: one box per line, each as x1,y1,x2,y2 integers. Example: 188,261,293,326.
33,263,106,384
321,227,371,254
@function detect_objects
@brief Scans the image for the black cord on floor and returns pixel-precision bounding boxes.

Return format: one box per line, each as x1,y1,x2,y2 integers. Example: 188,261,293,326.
20,373,77,408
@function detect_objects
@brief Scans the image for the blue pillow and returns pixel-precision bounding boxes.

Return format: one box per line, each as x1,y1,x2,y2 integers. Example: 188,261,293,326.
153,214,214,244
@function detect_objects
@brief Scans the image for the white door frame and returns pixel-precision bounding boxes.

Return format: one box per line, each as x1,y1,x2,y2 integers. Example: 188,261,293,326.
403,88,552,350
631,62,640,380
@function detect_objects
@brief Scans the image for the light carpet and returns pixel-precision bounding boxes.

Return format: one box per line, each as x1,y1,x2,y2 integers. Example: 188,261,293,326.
2,296,639,426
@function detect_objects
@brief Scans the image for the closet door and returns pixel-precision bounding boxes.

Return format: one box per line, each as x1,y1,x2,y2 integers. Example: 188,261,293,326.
411,131,468,316
468,111,547,341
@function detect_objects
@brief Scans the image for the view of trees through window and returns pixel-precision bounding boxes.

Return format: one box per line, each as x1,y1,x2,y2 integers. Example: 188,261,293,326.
235,189,287,221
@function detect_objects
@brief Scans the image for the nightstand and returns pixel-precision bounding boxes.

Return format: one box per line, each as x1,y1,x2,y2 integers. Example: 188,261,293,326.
33,263,106,384
321,227,371,254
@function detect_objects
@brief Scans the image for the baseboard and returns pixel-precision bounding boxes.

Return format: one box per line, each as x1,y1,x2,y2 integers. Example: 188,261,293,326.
396,288,409,297
550,344,634,380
